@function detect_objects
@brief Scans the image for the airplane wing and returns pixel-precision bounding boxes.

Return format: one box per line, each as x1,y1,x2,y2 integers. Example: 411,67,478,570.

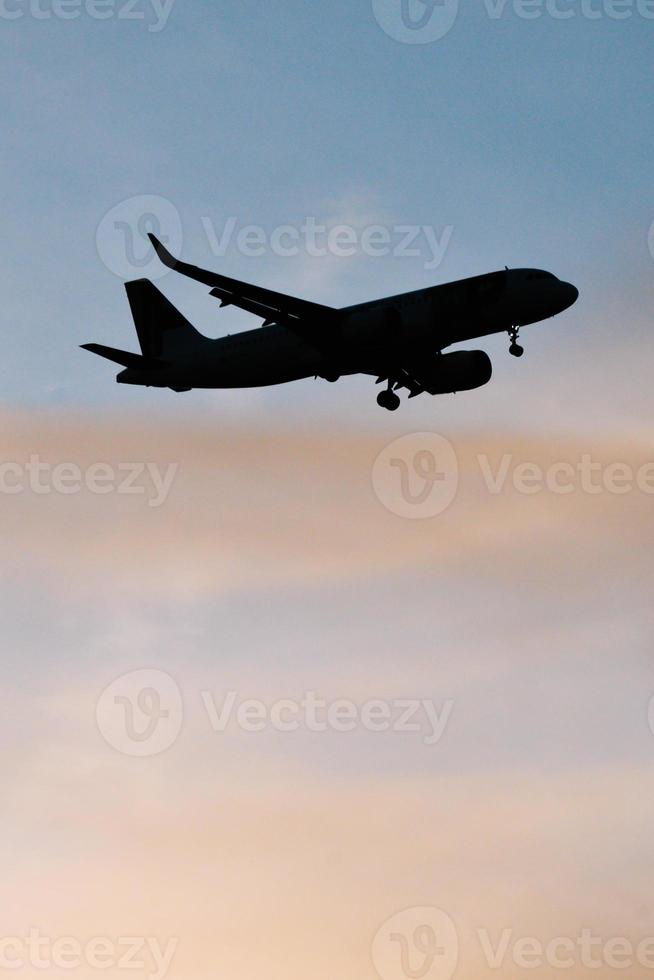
148,234,337,332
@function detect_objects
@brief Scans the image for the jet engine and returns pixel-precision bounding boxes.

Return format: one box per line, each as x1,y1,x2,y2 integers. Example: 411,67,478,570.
412,350,492,395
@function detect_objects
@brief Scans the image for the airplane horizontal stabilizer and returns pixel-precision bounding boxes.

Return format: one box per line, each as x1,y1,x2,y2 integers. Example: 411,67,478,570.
80,343,165,370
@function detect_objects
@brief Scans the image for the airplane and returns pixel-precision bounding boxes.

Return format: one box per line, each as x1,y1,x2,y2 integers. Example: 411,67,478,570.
82,233,578,411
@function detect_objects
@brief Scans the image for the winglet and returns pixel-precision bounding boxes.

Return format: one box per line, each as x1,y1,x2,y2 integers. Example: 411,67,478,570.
147,231,337,334
148,233,179,270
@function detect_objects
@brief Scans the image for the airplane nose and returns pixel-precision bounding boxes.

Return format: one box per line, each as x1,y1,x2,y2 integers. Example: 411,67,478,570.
560,281,579,309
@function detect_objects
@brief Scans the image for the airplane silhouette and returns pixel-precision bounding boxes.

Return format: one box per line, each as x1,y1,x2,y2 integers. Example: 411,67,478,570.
83,233,578,411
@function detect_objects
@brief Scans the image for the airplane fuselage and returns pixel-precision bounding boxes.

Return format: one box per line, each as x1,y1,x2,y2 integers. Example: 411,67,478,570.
117,267,578,390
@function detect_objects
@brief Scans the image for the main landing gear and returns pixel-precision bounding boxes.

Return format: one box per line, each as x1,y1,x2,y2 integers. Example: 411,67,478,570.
377,385,401,411
508,326,524,358
377,375,400,412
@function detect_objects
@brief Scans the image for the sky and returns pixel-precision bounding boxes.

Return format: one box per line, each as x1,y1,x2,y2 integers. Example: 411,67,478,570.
0,0,653,431
1,1,654,979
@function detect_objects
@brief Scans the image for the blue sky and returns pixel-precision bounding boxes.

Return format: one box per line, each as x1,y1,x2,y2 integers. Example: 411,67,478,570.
1,0,652,431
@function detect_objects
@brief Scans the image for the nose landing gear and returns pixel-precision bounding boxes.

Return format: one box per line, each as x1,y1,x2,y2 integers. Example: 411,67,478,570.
508,326,524,358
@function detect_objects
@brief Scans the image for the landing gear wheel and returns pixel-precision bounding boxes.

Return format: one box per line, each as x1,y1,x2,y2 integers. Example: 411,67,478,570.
508,326,524,358
377,390,401,411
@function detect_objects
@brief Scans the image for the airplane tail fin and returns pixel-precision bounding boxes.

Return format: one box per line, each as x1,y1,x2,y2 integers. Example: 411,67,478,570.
125,279,206,360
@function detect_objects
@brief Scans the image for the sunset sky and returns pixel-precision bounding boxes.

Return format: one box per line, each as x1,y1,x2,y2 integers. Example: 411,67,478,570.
1,1,653,978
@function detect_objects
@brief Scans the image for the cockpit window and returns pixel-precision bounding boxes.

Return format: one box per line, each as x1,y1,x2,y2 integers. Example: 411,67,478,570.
527,272,556,281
